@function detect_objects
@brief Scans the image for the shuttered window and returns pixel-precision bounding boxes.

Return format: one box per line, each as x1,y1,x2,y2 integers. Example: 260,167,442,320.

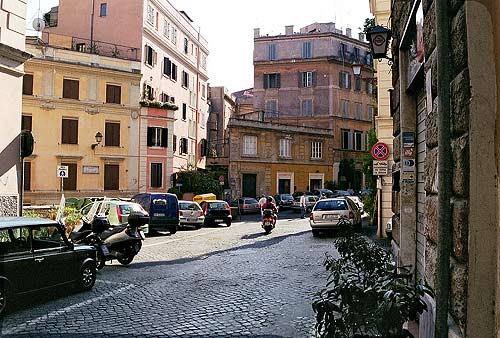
339,71,351,89
24,161,31,191
106,84,121,104
302,42,312,59
61,163,77,190
105,122,120,146
61,118,78,144
22,115,32,131
263,73,280,89
151,163,162,188
104,164,119,190
23,74,33,95
147,127,168,148
163,57,172,77
63,79,79,99
300,71,315,87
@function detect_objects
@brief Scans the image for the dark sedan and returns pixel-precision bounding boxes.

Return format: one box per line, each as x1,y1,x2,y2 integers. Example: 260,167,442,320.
0,217,97,315
274,194,295,210
200,200,233,227
230,197,260,215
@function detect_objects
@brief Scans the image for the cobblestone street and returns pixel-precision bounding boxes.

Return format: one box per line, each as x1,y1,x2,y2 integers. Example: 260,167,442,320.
0,210,350,338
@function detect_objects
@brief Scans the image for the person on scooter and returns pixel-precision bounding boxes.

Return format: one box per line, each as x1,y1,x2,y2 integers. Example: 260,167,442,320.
262,196,278,224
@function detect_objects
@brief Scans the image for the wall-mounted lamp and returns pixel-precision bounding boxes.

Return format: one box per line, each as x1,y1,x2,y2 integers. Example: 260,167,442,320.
366,25,392,60
91,131,103,150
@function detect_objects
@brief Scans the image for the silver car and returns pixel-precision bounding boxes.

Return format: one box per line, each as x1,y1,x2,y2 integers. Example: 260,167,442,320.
309,197,362,236
178,200,205,229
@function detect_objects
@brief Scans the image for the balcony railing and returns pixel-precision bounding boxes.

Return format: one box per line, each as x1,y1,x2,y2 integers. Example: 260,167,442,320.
40,32,140,62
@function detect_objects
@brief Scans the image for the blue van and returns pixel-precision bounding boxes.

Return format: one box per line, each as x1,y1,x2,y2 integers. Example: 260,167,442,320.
131,193,179,234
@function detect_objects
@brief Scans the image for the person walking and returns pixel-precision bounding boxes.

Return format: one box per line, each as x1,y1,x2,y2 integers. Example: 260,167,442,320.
258,194,267,217
300,192,307,219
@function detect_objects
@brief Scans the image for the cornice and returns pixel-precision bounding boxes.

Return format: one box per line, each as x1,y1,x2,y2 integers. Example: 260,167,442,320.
22,96,140,113
0,43,32,63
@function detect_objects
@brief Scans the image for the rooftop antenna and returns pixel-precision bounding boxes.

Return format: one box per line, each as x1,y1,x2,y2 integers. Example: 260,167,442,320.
31,0,45,33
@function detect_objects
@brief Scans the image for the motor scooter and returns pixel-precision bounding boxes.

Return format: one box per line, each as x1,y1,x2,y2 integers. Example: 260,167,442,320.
70,211,148,270
261,209,276,234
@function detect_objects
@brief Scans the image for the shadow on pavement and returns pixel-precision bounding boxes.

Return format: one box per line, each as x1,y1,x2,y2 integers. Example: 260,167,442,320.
4,334,289,338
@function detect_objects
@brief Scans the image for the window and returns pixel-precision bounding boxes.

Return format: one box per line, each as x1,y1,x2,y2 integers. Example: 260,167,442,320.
355,77,362,91
340,42,347,57
21,115,32,131
75,43,86,52
279,138,292,158
311,141,322,159
163,20,170,38
171,62,177,81
367,82,374,94
301,99,313,116
100,3,107,16
159,92,170,103
144,83,154,100
184,37,188,54
61,118,78,144
171,27,177,45
155,12,159,30
61,162,77,190
182,71,189,88
339,71,351,89
105,121,120,146
267,44,276,60
173,135,177,152
147,4,154,25
341,100,349,118
300,71,314,87
367,105,374,121
242,135,257,156
201,84,206,99
151,163,162,188
147,127,168,148
302,42,312,59
342,129,351,149
104,164,119,190
354,131,363,151
355,103,362,120
24,161,31,191
0,227,31,254
23,74,33,95
201,54,207,70
145,45,154,66
106,84,121,104
63,79,79,99
354,47,360,61
265,100,277,115
200,139,208,157
163,57,171,77
179,137,188,154
182,103,187,120
263,73,280,89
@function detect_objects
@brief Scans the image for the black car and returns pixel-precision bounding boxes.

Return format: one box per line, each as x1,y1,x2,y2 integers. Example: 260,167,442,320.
199,200,232,227
274,193,295,210
0,217,97,315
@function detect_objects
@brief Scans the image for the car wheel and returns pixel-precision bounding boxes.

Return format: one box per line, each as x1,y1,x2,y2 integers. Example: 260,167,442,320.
0,283,8,316
312,229,320,237
96,249,106,271
226,221,232,227
118,255,134,265
169,226,177,235
78,263,97,291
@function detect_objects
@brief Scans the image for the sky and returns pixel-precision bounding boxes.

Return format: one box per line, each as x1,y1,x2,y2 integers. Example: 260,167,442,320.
26,0,372,93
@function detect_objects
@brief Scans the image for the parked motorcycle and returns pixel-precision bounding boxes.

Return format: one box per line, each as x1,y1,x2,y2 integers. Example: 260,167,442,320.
262,209,276,234
70,211,148,270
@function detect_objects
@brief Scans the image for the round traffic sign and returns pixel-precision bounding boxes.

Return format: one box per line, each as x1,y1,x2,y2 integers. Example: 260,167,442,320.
371,142,390,160
218,175,225,183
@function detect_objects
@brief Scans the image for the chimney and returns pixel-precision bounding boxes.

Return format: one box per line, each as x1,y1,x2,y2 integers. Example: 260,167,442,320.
254,28,260,38
359,32,365,41
285,25,294,35
346,28,352,38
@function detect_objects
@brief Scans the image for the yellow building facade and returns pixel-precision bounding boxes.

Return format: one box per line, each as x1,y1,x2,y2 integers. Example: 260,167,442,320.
22,36,142,205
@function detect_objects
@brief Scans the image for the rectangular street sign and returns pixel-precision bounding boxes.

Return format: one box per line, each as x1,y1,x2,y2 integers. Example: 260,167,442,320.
373,160,388,176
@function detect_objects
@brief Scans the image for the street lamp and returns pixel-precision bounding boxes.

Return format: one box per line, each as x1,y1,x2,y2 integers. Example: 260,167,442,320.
91,131,103,150
366,25,392,60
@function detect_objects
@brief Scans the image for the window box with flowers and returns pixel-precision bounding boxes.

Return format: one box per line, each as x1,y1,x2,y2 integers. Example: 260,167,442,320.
139,99,178,111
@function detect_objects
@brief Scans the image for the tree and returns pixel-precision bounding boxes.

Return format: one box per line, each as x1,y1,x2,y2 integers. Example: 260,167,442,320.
363,17,376,35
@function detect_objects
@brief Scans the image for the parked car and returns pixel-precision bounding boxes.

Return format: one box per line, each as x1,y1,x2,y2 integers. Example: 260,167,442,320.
131,193,179,235
199,200,232,227
230,197,260,215
291,195,319,213
312,189,335,198
359,188,374,197
292,191,314,199
274,193,295,210
346,195,364,214
332,190,353,197
82,199,149,229
0,217,97,315
178,200,205,229
309,197,362,236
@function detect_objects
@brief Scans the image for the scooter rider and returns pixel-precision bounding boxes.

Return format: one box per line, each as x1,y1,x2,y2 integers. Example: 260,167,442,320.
262,196,278,223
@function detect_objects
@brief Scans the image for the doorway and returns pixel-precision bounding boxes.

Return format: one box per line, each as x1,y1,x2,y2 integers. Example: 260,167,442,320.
242,174,257,198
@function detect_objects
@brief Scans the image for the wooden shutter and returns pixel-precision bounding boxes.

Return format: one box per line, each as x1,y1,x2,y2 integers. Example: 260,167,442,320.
62,163,77,190
339,72,343,88
62,119,78,144
263,75,268,89
23,161,31,191
173,135,177,152
105,122,120,146
298,72,303,87
21,115,32,131
348,74,352,89
147,127,154,146
104,164,119,190
171,63,177,80
63,79,79,99
312,72,316,87
23,74,33,95
161,128,168,148
277,74,281,88
144,45,148,64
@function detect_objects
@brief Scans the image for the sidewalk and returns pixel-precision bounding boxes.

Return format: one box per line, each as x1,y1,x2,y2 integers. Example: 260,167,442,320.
362,217,391,249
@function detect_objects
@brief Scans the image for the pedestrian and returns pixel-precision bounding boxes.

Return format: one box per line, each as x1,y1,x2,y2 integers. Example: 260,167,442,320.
300,192,307,219
258,194,267,217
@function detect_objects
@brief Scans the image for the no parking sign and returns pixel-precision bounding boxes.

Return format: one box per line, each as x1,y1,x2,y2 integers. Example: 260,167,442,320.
371,142,390,160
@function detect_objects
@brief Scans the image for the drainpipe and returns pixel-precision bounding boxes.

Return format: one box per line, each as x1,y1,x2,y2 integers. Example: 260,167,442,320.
90,0,95,50
434,0,453,336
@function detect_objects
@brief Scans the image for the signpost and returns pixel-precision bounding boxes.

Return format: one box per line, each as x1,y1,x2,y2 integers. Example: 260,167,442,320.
57,165,68,193
371,142,390,238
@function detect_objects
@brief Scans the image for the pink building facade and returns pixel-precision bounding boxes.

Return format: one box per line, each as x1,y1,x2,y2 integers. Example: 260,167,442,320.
44,0,210,193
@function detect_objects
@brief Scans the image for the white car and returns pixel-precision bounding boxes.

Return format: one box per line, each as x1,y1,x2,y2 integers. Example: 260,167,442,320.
178,200,205,229
309,197,362,236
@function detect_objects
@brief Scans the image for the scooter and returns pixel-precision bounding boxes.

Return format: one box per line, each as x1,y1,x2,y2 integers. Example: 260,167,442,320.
70,211,148,270
262,209,276,234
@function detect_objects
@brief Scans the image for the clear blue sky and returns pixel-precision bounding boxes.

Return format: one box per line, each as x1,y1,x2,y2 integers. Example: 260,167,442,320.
27,0,372,93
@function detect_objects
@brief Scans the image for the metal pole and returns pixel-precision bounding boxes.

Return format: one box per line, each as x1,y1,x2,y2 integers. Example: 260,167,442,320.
19,158,24,216
90,0,95,51
434,0,453,336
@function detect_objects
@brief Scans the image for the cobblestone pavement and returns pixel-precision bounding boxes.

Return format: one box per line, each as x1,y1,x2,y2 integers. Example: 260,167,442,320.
1,210,352,338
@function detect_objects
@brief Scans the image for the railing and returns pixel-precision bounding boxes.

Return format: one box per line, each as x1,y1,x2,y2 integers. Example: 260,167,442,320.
40,32,140,62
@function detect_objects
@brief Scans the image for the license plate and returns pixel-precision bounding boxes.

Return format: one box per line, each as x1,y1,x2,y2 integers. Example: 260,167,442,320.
187,218,197,222
324,214,339,220
215,219,223,222
155,213,165,216
264,221,270,226
101,245,110,256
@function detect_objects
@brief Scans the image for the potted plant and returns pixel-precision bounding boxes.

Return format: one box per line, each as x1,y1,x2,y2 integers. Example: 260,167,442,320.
312,229,434,338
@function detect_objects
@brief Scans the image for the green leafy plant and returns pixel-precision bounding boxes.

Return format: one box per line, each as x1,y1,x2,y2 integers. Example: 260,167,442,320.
313,231,433,338
139,99,178,111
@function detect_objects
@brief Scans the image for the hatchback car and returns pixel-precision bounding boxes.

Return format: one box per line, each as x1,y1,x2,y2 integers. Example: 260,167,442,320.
309,197,362,236
274,194,295,210
178,200,205,229
199,200,232,227
0,217,97,315
231,197,260,215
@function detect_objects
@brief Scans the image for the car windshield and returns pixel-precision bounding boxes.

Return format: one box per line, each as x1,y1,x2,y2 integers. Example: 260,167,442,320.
281,194,293,201
314,200,348,211
118,203,143,215
179,202,201,210
243,198,257,204
208,202,228,209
